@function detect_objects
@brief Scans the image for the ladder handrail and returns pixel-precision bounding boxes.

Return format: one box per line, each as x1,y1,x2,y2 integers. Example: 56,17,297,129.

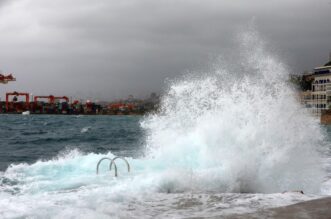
109,156,130,176
96,157,118,176
96,156,130,177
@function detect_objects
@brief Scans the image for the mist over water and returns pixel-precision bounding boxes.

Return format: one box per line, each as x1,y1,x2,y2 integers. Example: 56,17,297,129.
0,29,330,218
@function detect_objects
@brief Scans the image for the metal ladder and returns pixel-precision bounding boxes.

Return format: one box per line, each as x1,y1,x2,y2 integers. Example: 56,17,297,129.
96,156,130,177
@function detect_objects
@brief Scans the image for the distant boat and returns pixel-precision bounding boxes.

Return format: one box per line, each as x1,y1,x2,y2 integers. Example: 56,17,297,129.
22,111,30,115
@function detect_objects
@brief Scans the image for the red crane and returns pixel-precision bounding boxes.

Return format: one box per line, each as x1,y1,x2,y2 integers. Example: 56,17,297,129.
6,91,29,111
34,95,69,104
54,96,69,103
0,74,16,84
33,95,69,113
33,95,55,112
34,95,55,104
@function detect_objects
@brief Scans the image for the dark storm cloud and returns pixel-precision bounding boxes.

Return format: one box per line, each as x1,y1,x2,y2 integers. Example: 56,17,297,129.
0,0,330,101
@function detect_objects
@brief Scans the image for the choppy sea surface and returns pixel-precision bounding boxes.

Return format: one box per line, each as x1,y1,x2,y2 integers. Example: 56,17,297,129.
1,30,331,218
0,115,330,219
0,115,144,172
0,115,152,218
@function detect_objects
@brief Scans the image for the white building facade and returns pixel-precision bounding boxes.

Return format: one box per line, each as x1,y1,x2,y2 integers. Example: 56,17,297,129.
310,60,331,115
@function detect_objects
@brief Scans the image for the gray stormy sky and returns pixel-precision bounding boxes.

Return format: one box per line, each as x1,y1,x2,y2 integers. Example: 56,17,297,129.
0,0,330,101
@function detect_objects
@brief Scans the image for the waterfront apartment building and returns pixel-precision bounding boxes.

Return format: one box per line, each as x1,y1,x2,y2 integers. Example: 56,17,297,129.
309,56,331,115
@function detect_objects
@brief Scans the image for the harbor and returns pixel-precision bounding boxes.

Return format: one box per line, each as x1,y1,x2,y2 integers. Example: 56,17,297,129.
0,74,159,115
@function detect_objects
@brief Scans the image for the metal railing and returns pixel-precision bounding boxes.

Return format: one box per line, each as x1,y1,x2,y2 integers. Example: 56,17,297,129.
96,156,130,177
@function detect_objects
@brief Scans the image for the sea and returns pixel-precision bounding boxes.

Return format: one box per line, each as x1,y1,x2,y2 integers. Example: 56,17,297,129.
1,30,331,218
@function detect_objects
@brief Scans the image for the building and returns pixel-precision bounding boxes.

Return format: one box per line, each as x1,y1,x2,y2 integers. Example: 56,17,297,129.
309,54,331,115
299,90,312,108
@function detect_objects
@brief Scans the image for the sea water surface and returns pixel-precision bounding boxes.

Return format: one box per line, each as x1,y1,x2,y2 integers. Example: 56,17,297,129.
0,115,144,172
0,115,330,219
1,30,331,218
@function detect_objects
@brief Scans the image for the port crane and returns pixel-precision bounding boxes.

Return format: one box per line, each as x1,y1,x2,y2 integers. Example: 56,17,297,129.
2,74,30,112
54,96,69,103
6,91,30,111
0,74,16,84
33,95,69,113
34,95,55,104
34,95,69,104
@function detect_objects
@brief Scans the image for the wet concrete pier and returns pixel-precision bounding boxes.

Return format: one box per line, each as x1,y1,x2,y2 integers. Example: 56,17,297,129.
223,197,331,219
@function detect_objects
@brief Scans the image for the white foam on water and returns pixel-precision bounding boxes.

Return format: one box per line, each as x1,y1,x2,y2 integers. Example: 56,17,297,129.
0,150,326,218
0,148,329,218
0,29,330,218
81,126,91,133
